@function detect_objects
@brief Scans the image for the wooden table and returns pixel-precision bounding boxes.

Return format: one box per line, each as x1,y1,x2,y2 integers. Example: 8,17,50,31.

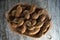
0,0,60,40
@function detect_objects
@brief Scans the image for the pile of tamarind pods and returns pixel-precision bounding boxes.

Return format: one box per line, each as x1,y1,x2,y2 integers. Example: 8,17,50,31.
6,3,51,38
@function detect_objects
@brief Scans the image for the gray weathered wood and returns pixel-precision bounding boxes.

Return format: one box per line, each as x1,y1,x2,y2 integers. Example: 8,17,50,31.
0,0,60,40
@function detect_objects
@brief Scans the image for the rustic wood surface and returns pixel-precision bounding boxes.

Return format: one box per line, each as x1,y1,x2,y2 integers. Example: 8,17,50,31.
0,0,60,40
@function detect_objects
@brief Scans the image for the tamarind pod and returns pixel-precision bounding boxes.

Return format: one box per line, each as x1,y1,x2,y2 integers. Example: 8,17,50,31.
25,21,31,27
13,18,24,26
42,20,51,33
25,20,35,30
18,18,24,26
32,13,40,19
15,5,22,17
37,10,43,16
31,20,36,26
11,10,16,16
10,22,18,29
23,10,30,19
21,25,26,33
25,13,30,19
27,26,35,30
35,22,44,28
17,25,26,34
39,14,46,22
29,5,36,14
43,24,50,33
27,28,40,36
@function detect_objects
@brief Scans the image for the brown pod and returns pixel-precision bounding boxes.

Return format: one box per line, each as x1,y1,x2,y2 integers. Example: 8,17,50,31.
31,20,36,26
32,13,40,19
25,21,31,27
35,22,44,28
17,25,26,34
43,25,50,33
42,19,51,33
27,26,35,30
12,18,19,23
29,5,36,14
11,10,16,16
26,28,40,36
37,10,43,16
25,13,30,19
15,5,22,17
38,14,46,22
10,22,18,29
18,18,24,26
23,10,30,19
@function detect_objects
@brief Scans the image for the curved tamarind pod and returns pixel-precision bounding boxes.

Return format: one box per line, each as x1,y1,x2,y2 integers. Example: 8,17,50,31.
37,9,47,17
27,28,40,36
37,10,43,16
31,20,36,26
25,13,30,19
18,18,24,26
11,10,16,16
43,24,50,33
29,5,36,14
25,20,35,30
21,25,26,33
32,13,40,19
12,18,19,23
39,14,46,22
43,20,51,33
10,22,18,29
17,25,26,34
25,21,31,26
25,21,31,27
17,5,22,13
13,18,24,26
45,21,50,28
15,5,22,17
23,10,30,19
27,26,35,30
35,22,44,28
40,15,46,22
41,9,47,14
